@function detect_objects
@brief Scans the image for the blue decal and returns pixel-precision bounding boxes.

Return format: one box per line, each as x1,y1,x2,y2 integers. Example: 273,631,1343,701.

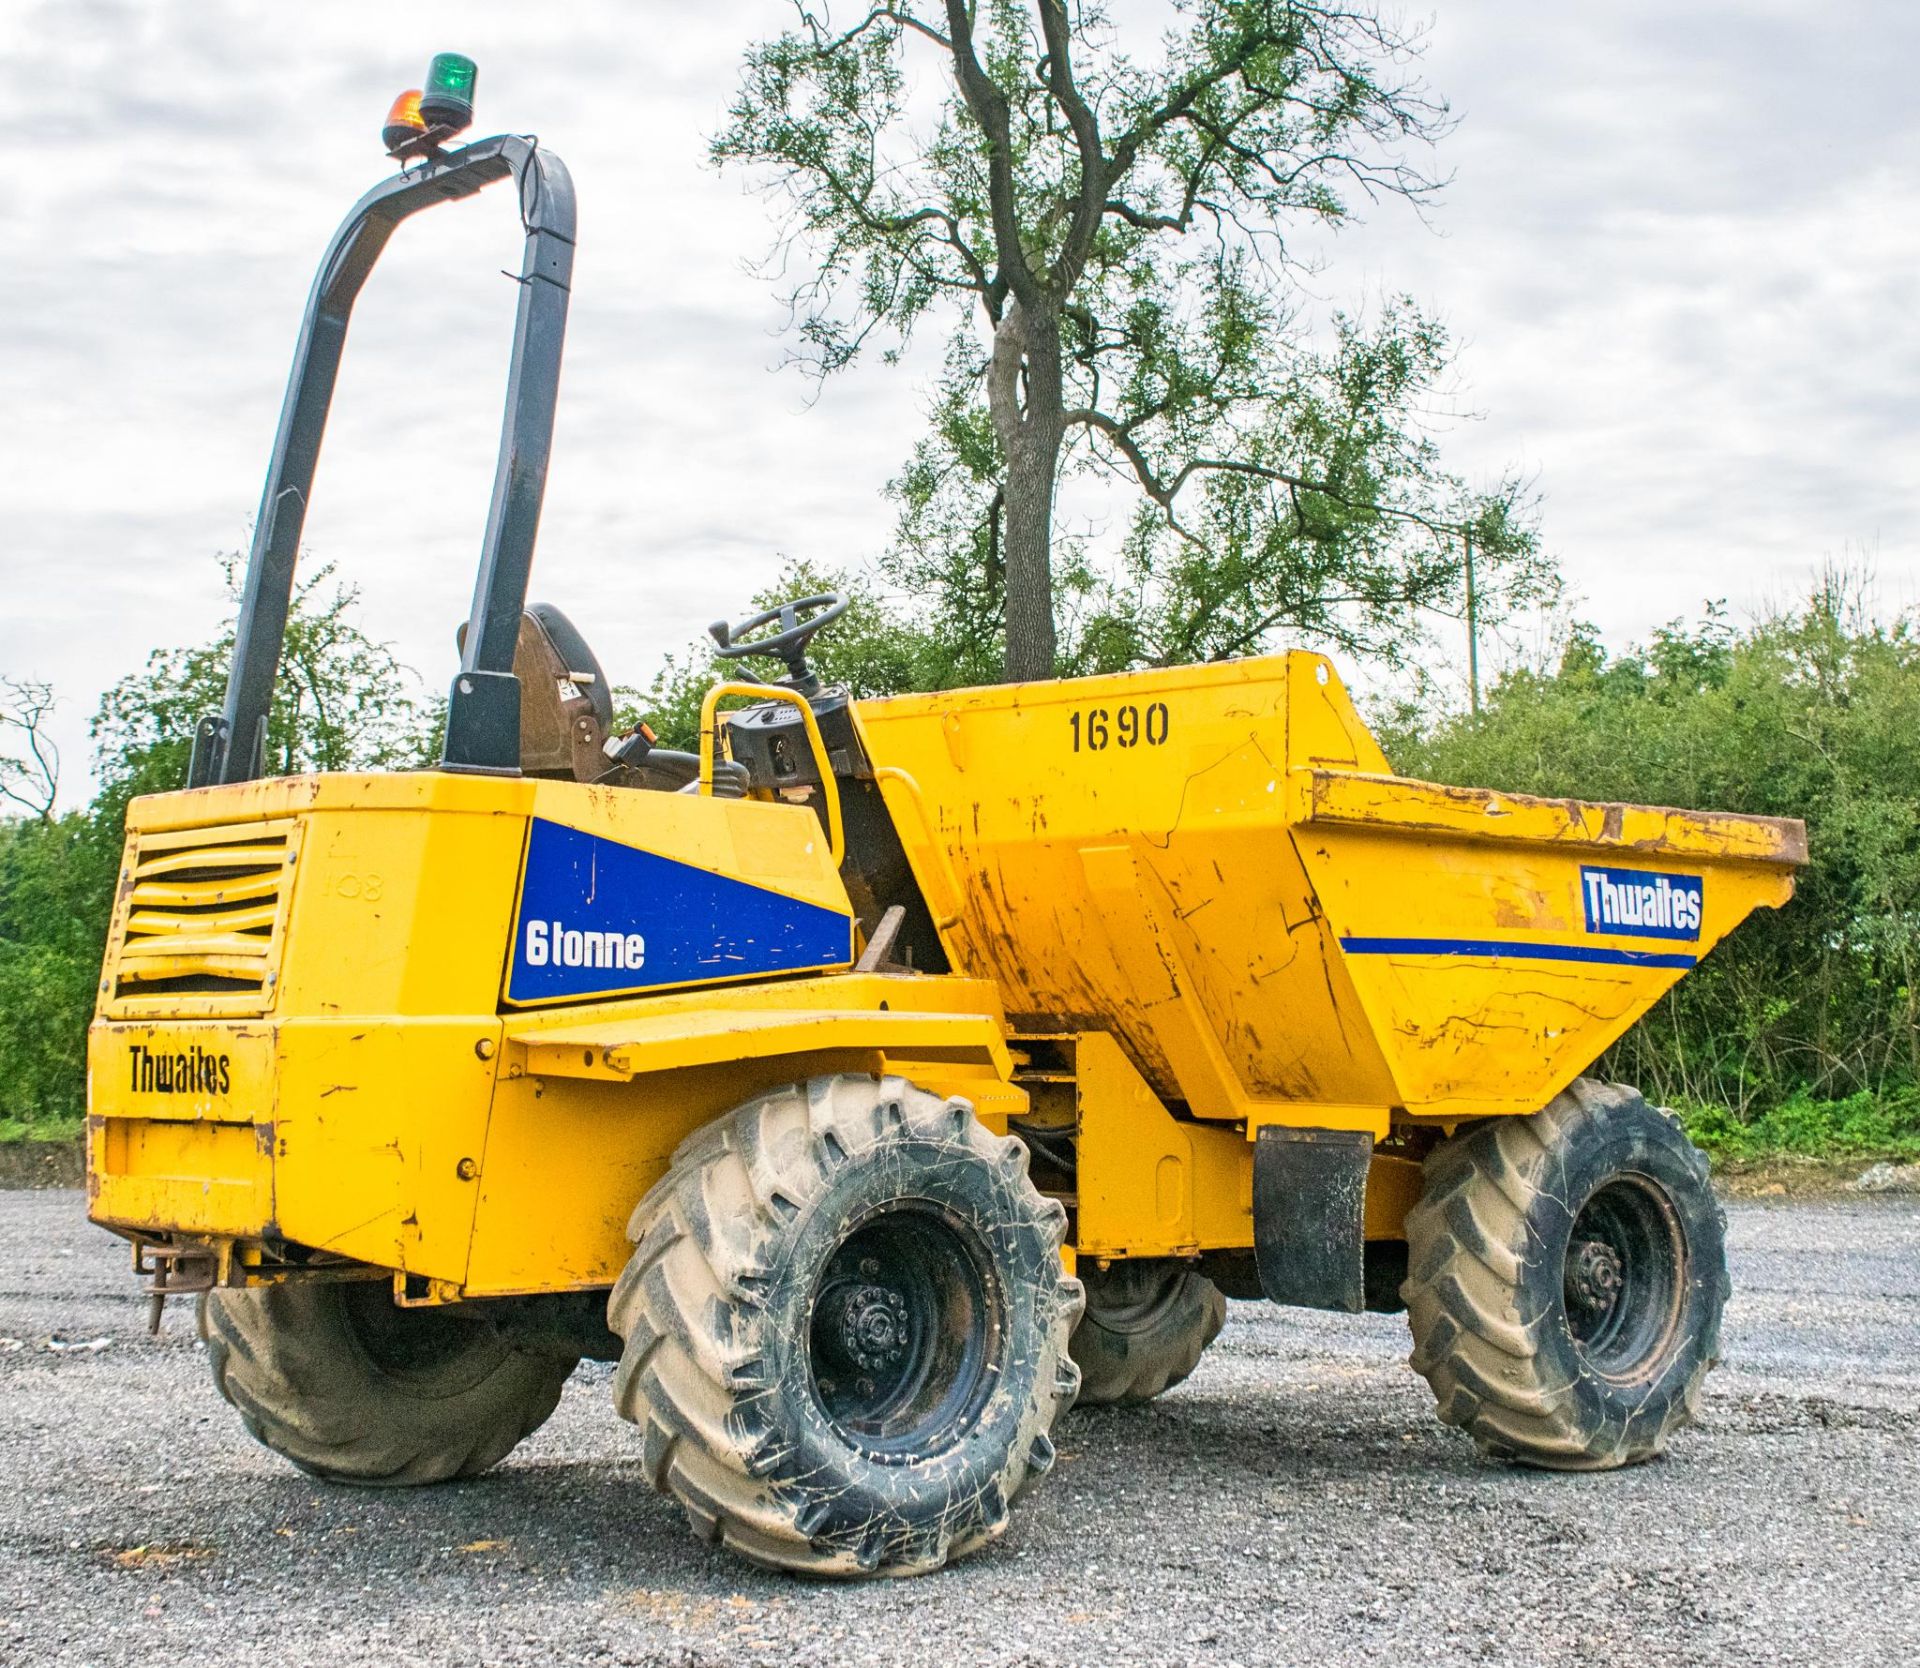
1579,865,1703,942
508,818,852,1003
1341,935,1697,971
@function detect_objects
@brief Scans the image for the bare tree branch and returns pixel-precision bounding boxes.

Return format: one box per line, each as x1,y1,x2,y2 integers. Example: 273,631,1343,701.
0,678,60,822
1105,23,1278,181
1064,406,1473,542
805,5,953,54
943,0,1043,309
1035,0,1108,290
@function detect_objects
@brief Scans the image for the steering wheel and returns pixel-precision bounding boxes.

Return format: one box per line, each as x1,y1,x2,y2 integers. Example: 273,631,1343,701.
709,592,849,693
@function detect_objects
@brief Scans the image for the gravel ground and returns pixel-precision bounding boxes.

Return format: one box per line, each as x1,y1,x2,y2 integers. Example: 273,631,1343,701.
2,1191,1915,1668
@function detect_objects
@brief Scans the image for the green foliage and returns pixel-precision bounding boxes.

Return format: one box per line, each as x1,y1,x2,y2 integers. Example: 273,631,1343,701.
91,558,433,830
0,1113,86,1146
1680,1091,1920,1165
0,812,118,1123
626,559,941,751
876,303,1550,678
1088,301,1549,667
1400,572,1920,1132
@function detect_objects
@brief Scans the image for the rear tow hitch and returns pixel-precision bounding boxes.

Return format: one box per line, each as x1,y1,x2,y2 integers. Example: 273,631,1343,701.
136,1241,220,1334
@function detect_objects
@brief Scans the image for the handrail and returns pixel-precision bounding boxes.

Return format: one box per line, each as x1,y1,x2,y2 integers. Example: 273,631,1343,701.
871,766,967,934
697,683,844,867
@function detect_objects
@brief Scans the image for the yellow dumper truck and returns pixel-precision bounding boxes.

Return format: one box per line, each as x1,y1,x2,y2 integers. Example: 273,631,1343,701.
87,92,1805,1577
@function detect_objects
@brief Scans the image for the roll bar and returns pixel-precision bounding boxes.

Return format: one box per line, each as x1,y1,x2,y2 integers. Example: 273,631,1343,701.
187,134,576,786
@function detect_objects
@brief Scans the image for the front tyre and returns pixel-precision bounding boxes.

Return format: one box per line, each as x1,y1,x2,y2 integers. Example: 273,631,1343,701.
202,1282,578,1485
611,1075,1083,1577
1402,1078,1728,1470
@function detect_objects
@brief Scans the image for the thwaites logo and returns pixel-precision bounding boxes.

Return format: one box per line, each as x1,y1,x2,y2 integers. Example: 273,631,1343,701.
129,1042,231,1095
1580,865,1704,941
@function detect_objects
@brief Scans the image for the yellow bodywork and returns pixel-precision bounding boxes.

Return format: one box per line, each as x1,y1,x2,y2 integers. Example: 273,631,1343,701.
88,652,1804,1295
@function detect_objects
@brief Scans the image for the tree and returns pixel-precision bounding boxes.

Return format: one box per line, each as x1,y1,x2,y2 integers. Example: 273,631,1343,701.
0,808,117,1124
0,678,60,822
718,0,1548,681
631,558,937,748
0,681,88,1122
92,557,435,823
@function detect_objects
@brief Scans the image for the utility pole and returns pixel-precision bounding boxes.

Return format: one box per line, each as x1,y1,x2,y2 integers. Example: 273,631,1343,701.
1463,527,1481,717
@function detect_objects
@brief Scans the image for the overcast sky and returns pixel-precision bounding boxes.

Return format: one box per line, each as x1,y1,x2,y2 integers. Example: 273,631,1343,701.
3,1,1915,802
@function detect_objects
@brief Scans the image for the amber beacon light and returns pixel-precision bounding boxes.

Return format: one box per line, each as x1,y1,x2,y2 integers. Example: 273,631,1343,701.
380,89,426,153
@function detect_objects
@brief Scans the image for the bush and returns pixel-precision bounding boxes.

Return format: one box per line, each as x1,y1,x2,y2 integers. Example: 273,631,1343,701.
1680,1090,1920,1165
0,814,117,1122
1398,574,1920,1135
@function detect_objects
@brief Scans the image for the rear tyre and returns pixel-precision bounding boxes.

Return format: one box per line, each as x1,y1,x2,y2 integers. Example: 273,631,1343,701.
1069,1260,1226,1405
201,1282,578,1486
611,1074,1083,1577
1402,1078,1727,1470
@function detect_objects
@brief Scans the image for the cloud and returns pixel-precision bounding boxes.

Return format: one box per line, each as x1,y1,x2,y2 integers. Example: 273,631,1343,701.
2,0,1915,799
1299,0,1920,643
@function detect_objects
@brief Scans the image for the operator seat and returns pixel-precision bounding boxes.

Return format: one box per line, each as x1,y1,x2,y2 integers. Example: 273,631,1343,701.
502,603,742,794
511,603,615,781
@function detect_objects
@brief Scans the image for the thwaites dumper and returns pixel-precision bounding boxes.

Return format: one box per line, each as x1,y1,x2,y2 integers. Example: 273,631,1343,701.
89,103,1806,1578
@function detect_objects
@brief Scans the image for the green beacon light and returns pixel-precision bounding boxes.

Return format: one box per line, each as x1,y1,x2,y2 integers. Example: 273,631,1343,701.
418,52,477,135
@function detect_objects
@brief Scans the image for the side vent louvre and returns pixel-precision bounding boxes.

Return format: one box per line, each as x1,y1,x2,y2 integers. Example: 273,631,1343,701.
108,822,298,1008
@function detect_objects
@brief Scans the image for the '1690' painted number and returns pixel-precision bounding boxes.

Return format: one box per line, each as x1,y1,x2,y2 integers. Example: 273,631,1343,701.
1069,702,1169,752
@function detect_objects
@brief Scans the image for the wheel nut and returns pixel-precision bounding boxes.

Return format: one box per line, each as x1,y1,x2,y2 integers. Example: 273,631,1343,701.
1565,1237,1625,1316
820,1282,911,1375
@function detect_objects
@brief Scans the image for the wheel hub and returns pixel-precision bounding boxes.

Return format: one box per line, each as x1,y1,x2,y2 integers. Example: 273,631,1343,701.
1564,1234,1626,1319
821,1281,912,1375
807,1205,1002,1457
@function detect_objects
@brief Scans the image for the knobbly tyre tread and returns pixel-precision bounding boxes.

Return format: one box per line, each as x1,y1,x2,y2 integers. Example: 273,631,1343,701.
610,1074,1083,1577
201,1282,578,1486
1070,1261,1227,1406
1401,1077,1728,1471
